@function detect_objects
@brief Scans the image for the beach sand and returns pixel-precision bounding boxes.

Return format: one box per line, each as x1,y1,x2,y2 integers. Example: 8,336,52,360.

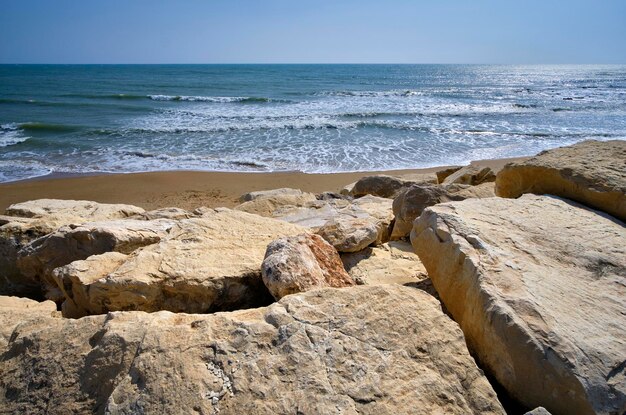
0,157,525,212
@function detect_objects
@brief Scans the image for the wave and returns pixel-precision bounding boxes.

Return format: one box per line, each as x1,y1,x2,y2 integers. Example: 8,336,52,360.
61,93,146,100
0,124,30,147
17,122,81,133
316,90,423,97
148,95,279,103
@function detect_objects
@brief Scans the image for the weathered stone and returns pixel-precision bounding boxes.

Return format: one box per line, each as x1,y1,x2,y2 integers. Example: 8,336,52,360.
340,181,356,196
447,182,496,199
411,194,626,415
262,233,355,299
524,408,552,415
436,166,463,183
132,207,194,220
351,174,437,199
317,217,380,253
0,285,505,415
341,241,427,285
51,209,306,317
0,296,57,349
5,198,145,223
17,219,176,301
496,139,626,221
442,165,496,185
391,184,462,240
1,199,146,298
235,189,317,217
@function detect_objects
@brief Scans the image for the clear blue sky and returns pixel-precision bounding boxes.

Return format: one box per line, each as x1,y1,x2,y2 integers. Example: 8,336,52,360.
1,0,625,64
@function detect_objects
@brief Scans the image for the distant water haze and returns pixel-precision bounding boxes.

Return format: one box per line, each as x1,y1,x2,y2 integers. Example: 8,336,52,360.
0,64,625,182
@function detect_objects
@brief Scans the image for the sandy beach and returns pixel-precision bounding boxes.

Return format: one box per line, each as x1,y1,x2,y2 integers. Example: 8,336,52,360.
0,157,524,212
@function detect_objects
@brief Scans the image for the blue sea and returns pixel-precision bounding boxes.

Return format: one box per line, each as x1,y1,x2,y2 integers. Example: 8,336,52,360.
1,64,625,182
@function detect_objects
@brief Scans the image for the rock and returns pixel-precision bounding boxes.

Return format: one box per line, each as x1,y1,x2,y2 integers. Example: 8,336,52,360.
391,184,463,240
447,182,496,199
132,207,194,220
341,241,427,285
524,408,552,415
317,216,380,253
5,198,145,224
351,174,437,199
340,181,356,196
495,140,626,221
235,189,317,217
411,194,626,415
0,296,57,349
51,209,306,317
16,219,176,302
316,191,347,201
442,165,496,185
239,187,306,202
0,285,505,415
261,233,355,299
435,166,463,183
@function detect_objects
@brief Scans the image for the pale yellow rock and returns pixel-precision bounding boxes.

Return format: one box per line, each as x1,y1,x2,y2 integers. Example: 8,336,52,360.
18,219,176,301
52,209,307,317
411,194,626,415
495,139,626,221
0,296,57,349
132,207,194,220
0,285,505,415
1,199,145,297
341,241,427,285
235,188,317,217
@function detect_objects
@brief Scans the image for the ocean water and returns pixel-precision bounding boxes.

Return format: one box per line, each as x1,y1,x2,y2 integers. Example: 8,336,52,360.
1,64,625,182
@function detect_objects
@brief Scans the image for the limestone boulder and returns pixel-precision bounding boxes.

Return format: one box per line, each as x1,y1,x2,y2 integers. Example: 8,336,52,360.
447,182,496,198
5,198,145,224
1,199,145,298
341,241,427,285
132,207,194,220
495,139,626,221
235,188,317,217
317,217,381,253
17,219,176,301
0,285,505,415
350,174,437,199
442,165,496,186
411,194,626,415
51,209,306,317
262,233,355,299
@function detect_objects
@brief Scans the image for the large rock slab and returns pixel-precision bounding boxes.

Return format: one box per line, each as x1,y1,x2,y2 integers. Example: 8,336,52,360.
262,233,355,299
0,296,57,349
52,209,307,317
341,241,427,285
17,219,176,301
1,199,146,298
411,194,626,415
496,139,626,221
0,285,505,414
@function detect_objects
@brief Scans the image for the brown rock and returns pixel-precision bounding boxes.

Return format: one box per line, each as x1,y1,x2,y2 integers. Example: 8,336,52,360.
0,285,505,415
411,194,626,415
262,233,355,299
435,166,463,183
495,139,626,221
350,174,437,198
442,165,496,185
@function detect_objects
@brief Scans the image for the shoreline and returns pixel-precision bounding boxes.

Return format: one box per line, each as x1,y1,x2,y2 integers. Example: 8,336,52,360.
0,156,525,212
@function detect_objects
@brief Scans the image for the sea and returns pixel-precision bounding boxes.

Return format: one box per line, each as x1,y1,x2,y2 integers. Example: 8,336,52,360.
1,64,625,183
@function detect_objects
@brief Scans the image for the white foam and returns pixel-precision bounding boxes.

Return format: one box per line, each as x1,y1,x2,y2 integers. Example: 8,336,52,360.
0,124,30,147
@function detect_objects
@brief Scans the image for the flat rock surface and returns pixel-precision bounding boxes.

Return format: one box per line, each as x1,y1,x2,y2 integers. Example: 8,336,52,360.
411,194,626,415
52,209,307,317
341,241,427,285
0,285,505,415
495,139,626,221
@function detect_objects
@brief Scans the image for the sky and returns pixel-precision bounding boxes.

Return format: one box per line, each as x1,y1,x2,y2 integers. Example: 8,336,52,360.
1,0,625,64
